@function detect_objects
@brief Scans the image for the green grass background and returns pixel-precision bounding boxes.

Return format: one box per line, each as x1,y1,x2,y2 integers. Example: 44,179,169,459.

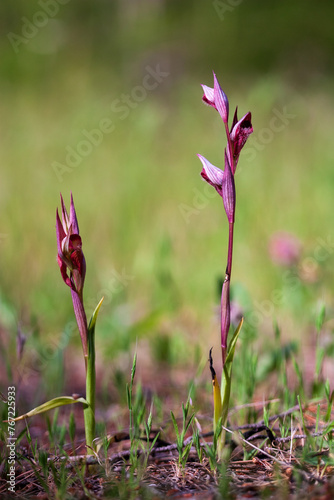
1,0,334,380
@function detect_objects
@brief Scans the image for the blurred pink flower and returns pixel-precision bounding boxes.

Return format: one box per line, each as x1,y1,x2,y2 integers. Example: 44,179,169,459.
269,232,302,267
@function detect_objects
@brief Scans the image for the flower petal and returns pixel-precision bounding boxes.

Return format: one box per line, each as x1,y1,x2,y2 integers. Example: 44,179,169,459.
213,72,229,124
221,152,235,223
60,193,70,233
70,288,88,358
201,84,215,109
198,154,224,197
56,209,66,255
57,254,72,289
68,234,82,252
70,192,80,235
230,106,239,133
230,111,253,169
71,248,86,282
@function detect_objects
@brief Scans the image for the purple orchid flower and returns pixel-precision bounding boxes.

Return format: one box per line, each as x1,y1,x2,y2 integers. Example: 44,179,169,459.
202,72,229,124
56,193,88,360
198,153,235,224
229,110,253,173
198,154,224,197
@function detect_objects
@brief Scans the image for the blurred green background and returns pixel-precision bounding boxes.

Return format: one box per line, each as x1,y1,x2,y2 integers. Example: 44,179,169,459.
1,0,334,386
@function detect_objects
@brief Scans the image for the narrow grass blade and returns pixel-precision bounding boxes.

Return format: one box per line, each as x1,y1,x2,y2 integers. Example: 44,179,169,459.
170,411,180,442
9,396,87,422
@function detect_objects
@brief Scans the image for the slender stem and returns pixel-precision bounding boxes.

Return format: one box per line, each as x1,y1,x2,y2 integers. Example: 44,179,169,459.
221,222,235,366
82,298,103,455
226,222,234,277
220,280,230,365
84,323,96,453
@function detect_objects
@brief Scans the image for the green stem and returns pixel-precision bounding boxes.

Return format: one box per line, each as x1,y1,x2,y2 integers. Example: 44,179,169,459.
221,222,234,366
82,297,103,454
84,323,96,453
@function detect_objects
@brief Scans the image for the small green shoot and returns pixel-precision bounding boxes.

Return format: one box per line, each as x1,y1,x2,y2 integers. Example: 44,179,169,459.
170,399,194,468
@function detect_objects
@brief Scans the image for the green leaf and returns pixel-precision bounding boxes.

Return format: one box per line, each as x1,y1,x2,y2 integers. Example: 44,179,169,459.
126,383,131,410
316,304,326,333
221,317,243,421
9,396,88,422
130,352,137,386
263,405,269,427
170,411,180,442
87,296,104,335
182,441,192,461
150,432,160,452
185,415,195,435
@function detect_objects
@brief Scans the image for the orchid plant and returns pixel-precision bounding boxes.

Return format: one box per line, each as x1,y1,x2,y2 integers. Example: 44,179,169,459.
198,72,253,457
14,194,103,455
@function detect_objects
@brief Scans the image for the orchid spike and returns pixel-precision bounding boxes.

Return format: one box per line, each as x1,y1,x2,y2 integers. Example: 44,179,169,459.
56,193,88,360
198,70,253,459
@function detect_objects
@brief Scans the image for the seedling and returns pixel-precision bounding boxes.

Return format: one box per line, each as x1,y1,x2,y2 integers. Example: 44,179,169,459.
126,352,159,477
170,398,194,468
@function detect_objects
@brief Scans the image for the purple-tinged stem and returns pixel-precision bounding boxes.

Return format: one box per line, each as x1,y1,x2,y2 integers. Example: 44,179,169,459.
221,278,230,366
71,289,88,369
225,123,235,174
227,222,234,277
